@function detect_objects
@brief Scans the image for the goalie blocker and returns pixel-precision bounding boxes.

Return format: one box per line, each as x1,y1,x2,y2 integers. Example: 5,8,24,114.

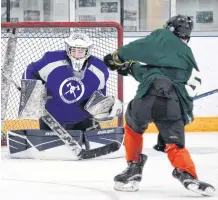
7,127,124,160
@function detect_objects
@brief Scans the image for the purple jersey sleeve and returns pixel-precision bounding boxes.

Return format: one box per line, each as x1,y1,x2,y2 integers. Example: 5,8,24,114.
100,69,109,96
88,56,109,96
22,57,43,80
22,50,67,81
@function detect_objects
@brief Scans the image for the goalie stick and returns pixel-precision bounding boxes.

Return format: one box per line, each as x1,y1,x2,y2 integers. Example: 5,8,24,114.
42,109,120,159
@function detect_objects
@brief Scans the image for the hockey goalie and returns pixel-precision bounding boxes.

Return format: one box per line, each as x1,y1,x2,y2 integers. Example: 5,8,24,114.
7,33,124,160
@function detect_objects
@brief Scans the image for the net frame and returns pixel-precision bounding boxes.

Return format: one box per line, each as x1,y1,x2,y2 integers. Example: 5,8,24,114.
1,21,124,146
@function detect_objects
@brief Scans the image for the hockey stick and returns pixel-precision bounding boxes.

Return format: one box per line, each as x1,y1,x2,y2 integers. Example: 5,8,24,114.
193,89,218,100
42,109,119,159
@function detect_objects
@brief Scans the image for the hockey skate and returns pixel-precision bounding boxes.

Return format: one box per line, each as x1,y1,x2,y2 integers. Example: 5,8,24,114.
173,168,215,196
113,154,147,192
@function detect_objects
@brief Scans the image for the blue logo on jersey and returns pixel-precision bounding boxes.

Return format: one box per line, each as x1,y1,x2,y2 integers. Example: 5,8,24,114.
59,77,85,104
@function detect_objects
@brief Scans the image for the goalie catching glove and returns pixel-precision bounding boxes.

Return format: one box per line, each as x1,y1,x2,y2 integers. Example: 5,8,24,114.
84,91,122,122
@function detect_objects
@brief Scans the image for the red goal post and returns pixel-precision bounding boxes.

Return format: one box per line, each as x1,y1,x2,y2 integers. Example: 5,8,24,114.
1,21,124,145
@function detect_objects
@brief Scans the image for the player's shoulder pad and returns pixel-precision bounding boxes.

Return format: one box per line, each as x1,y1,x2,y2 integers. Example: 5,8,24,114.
148,28,167,37
88,55,106,67
88,55,109,78
37,50,68,81
43,50,67,61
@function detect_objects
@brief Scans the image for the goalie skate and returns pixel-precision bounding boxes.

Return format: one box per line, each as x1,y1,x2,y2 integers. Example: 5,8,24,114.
113,154,147,192
173,168,215,197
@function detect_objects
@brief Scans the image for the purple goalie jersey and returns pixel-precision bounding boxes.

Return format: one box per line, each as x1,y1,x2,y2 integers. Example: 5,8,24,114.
23,50,109,124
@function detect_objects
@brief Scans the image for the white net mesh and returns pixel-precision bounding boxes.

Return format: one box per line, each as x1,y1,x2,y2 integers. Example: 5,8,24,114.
1,22,123,145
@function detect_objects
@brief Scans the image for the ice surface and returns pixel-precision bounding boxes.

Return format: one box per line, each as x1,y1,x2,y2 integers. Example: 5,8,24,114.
1,133,218,200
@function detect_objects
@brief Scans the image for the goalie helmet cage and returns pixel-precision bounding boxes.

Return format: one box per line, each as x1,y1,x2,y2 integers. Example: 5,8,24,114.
1,21,124,146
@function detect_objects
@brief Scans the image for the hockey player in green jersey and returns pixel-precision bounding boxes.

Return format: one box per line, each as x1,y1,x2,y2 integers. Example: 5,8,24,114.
104,15,215,196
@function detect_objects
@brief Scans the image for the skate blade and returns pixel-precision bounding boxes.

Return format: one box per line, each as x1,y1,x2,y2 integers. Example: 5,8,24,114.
187,183,215,197
114,181,139,192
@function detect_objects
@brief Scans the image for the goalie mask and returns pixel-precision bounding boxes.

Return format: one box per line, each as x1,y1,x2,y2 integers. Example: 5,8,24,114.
65,33,93,72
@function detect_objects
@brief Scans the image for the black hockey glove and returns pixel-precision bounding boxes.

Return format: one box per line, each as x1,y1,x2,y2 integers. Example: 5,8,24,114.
103,53,116,71
103,50,135,74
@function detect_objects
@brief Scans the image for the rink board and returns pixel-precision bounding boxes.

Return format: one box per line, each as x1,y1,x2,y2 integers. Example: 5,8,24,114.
2,118,119,133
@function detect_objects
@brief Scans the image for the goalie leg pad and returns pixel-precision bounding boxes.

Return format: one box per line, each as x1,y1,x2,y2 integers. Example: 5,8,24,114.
84,127,124,152
7,130,28,154
7,130,83,159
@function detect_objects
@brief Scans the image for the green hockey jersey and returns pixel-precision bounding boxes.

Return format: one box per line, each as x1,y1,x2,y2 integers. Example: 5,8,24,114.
118,29,201,125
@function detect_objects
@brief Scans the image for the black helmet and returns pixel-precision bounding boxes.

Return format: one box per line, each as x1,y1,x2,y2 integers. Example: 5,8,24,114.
164,14,194,41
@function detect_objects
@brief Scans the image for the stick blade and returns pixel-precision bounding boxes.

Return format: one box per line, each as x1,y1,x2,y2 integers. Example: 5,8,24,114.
79,142,120,159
